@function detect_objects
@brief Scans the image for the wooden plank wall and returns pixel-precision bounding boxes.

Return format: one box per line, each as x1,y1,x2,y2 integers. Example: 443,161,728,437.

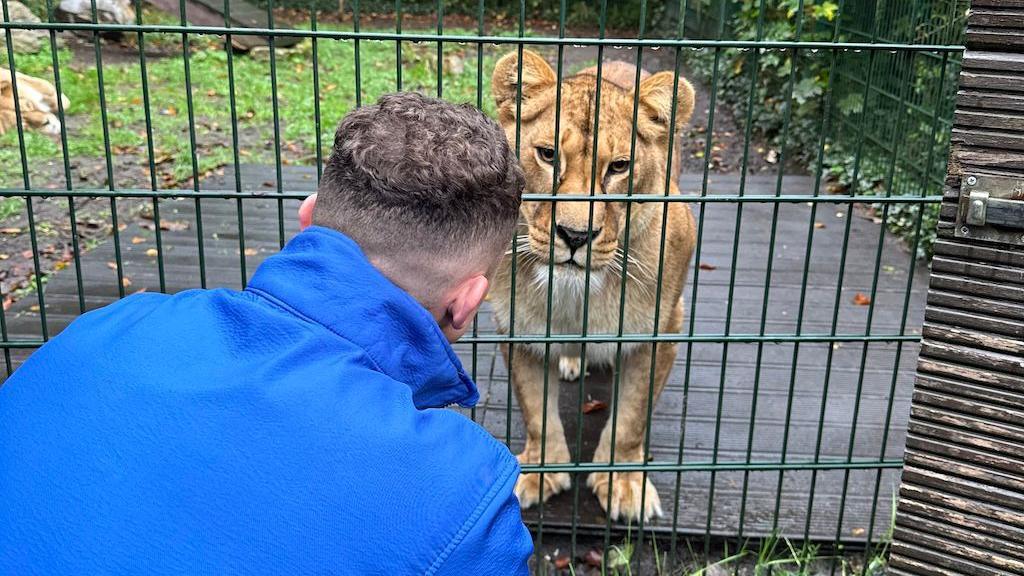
888,2,1024,575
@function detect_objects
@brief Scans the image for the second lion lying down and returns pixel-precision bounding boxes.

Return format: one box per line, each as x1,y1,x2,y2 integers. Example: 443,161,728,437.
489,50,698,522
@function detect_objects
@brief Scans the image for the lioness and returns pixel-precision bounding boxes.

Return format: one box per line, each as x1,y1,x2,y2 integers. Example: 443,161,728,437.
0,68,69,136
490,49,697,522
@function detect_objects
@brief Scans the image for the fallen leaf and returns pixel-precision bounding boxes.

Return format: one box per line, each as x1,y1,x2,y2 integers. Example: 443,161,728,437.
0,254,8,260
145,248,158,257
118,223,127,231
853,292,872,306
131,236,146,244
133,287,147,294
106,261,118,270
0,227,22,234
583,549,603,568
122,277,132,288
583,399,608,414
699,262,717,271
29,305,39,312
243,248,258,256
852,527,866,536
814,221,826,229
20,250,33,259
2,297,12,310
206,89,218,97
554,556,570,570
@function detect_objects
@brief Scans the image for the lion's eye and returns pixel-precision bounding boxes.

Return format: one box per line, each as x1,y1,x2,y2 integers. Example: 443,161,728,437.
608,159,630,174
536,146,556,164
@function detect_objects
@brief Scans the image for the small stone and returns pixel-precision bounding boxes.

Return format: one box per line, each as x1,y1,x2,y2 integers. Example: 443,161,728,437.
0,2,48,54
56,0,135,38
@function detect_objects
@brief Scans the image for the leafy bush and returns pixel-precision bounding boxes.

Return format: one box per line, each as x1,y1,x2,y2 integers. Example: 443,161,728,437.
681,0,964,259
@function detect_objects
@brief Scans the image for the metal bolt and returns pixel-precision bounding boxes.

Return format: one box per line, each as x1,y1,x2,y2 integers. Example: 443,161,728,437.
966,176,977,186
961,226,970,235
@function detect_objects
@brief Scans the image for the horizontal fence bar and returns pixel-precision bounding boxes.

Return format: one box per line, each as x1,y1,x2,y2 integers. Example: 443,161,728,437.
0,22,965,51
0,189,944,205
520,459,905,474
0,333,920,349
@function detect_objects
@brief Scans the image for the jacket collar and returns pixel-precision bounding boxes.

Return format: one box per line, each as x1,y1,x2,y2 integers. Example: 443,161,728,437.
246,226,479,409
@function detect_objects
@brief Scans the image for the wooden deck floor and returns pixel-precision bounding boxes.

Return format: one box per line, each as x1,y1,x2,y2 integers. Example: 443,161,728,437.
3,165,929,543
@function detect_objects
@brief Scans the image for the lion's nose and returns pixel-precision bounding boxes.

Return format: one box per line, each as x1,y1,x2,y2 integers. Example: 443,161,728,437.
555,225,602,251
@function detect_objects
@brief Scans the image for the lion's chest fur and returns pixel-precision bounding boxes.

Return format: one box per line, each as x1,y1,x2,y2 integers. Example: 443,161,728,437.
491,264,666,366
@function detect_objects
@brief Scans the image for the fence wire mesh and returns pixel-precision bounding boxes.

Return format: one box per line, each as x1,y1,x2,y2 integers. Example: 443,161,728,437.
0,0,968,570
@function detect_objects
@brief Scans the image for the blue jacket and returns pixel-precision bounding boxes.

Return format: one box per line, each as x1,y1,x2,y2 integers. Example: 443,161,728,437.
0,226,532,575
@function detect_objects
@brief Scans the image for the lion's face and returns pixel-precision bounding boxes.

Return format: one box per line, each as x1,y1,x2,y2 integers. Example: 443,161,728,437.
492,50,694,274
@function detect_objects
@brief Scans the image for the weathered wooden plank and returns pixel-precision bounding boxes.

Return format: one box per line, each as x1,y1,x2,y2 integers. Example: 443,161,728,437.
955,109,1024,131
893,525,1024,574
969,9,1024,29
910,404,1024,446
926,288,1024,320
906,429,1024,474
929,273,1024,303
914,389,1024,428
906,449,1024,495
951,127,1024,150
924,308,1024,339
900,465,1024,512
958,90,1024,114
931,256,1024,286
933,240,1024,267
963,50,1024,72
958,71,1024,92
920,340,1024,376
897,495,1024,546
972,0,1024,8
897,511,1024,561
890,539,1012,576
898,483,1024,534
915,372,1024,409
966,28,1024,50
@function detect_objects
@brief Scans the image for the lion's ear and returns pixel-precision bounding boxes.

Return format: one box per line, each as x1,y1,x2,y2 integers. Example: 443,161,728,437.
633,70,695,140
492,49,556,123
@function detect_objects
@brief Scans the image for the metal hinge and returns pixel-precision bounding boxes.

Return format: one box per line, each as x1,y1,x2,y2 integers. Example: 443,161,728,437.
956,175,1024,246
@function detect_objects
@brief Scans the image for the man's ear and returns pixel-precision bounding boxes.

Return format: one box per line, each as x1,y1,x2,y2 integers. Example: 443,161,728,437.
299,193,317,230
632,71,695,141
448,275,490,331
492,49,557,125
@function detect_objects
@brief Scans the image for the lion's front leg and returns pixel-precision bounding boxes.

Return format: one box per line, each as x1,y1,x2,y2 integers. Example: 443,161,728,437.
503,344,572,509
588,342,677,522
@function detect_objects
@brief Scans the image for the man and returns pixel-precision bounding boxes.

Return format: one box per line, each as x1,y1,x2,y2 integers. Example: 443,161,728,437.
0,92,532,575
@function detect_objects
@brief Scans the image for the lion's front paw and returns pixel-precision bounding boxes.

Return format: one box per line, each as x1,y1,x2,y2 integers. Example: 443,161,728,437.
559,356,582,381
514,470,572,509
587,471,663,522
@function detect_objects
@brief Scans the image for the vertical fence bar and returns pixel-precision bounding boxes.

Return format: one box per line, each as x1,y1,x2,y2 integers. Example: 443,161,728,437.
311,2,324,182
703,0,767,556
40,0,85,311
177,0,206,287
671,0,728,562
267,0,285,249
224,0,246,287
602,3,649,565
535,0,567,563
569,0,607,560
133,0,166,295
736,0,806,541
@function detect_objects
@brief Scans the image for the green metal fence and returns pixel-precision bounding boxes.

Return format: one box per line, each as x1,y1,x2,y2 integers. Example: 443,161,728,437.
0,0,968,571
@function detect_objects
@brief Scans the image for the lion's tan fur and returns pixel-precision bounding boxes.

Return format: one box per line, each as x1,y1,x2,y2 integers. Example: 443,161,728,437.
0,68,69,136
489,50,697,521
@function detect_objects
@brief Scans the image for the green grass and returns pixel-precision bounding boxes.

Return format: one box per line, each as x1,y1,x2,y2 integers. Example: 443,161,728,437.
1,21,502,189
